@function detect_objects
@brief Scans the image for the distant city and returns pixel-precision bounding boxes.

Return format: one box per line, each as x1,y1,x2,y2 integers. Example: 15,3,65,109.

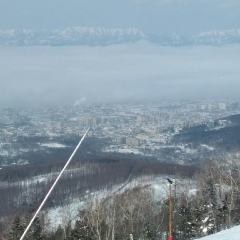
1,99,239,167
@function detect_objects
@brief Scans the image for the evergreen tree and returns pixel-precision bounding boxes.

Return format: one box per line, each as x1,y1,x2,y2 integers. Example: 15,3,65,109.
22,205,35,240
9,215,24,240
201,177,220,233
54,225,65,240
32,217,43,240
141,222,155,240
71,218,94,240
22,205,43,240
65,222,72,239
178,205,195,239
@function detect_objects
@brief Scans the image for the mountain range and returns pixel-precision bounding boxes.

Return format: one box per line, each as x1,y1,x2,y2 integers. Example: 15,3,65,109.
0,27,240,47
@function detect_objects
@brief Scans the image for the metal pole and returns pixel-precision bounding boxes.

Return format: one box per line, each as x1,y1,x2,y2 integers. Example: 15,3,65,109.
167,178,173,240
19,128,90,240
169,183,172,240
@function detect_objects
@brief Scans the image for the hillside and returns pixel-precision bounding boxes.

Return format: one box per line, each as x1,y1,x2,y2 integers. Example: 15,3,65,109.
0,157,197,218
174,114,240,152
1,154,240,239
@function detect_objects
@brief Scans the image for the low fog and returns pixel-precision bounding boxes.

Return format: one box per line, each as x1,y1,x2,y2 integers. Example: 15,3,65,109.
0,43,240,108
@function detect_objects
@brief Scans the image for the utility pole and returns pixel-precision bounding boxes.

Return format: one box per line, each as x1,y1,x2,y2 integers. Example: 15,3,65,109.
167,178,173,240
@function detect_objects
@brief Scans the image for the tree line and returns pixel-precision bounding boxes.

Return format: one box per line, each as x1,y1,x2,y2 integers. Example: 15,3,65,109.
0,157,197,219
2,159,240,239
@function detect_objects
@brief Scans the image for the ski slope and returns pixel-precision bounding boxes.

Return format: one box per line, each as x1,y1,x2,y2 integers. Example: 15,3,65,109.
196,225,240,240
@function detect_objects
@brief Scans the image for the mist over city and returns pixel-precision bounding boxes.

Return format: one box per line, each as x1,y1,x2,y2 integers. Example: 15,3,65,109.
1,0,240,108
1,43,240,108
1,1,240,240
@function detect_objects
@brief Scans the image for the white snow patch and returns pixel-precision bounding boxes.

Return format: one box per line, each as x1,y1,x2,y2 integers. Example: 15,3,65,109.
202,227,208,233
0,149,10,156
195,225,240,240
152,184,169,198
118,148,143,155
45,199,84,231
104,147,143,155
202,216,209,223
201,144,215,151
40,143,67,148
189,188,197,196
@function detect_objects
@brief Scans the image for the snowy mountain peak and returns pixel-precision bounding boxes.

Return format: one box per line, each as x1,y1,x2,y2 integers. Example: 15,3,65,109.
0,27,146,46
0,27,240,46
197,29,240,37
58,26,145,37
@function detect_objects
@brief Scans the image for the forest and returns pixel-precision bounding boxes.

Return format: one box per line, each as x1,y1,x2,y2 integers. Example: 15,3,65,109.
0,156,197,218
174,123,240,152
1,157,240,240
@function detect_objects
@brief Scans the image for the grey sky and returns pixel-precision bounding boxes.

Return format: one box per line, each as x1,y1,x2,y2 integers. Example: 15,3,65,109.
0,0,240,33
1,0,240,108
1,43,240,107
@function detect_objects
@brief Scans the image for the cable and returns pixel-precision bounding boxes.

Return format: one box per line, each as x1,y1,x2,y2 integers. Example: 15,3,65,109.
19,128,90,240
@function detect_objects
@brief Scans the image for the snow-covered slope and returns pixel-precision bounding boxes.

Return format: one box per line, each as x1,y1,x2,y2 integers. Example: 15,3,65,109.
45,175,195,230
0,27,240,46
196,225,240,240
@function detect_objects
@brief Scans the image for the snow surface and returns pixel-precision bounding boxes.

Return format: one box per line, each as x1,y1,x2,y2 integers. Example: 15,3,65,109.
45,199,84,230
201,144,215,151
40,142,67,148
45,175,195,230
104,146,144,155
196,225,240,240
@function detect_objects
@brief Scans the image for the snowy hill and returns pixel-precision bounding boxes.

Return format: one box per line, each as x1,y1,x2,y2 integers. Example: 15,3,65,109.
0,27,240,46
196,225,240,240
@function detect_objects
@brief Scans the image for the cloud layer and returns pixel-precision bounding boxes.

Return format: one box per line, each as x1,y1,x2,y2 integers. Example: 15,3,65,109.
0,43,239,108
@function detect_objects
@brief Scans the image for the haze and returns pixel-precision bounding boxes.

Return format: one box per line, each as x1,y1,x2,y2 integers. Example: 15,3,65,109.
0,0,240,108
1,43,240,108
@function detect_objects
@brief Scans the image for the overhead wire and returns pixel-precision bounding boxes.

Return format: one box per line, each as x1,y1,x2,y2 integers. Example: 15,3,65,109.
19,127,90,240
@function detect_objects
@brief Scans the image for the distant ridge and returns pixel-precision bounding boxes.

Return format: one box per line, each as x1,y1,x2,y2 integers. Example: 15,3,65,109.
0,27,145,46
1,27,240,46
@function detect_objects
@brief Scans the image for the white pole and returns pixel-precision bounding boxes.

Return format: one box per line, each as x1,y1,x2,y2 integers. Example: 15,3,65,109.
19,128,90,240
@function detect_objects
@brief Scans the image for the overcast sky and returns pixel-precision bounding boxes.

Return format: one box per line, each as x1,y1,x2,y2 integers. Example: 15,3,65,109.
0,1,240,108
1,43,240,108
0,0,240,33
